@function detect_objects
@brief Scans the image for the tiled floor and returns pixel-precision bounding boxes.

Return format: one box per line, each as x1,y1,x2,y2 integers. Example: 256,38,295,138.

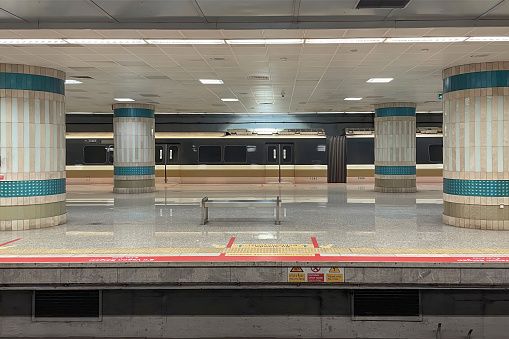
1,182,509,262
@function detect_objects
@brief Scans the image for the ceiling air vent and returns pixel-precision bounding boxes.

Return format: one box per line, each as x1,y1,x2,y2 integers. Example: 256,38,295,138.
356,0,410,8
33,290,101,320
247,76,270,81
71,75,94,79
353,290,420,319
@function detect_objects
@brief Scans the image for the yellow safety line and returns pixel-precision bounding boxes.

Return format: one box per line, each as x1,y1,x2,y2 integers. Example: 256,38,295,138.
0,246,509,256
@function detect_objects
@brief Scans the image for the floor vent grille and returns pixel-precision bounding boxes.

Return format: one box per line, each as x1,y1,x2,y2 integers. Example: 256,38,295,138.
34,290,101,319
353,289,420,317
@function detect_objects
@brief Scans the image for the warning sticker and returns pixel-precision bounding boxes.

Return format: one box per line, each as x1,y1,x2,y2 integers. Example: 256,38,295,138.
288,267,344,283
0,174,4,180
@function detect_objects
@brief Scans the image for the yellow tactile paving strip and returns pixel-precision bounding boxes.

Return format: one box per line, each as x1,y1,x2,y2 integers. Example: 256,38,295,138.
1,246,509,256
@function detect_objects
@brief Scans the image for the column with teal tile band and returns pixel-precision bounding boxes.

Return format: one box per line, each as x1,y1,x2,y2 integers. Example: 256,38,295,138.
0,63,67,230
442,62,509,230
374,102,417,193
113,103,156,194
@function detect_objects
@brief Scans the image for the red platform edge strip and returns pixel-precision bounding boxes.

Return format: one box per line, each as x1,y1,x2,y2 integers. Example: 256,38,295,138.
0,255,507,263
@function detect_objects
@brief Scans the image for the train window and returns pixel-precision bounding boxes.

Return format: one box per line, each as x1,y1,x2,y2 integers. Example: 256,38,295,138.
428,144,443,163
198,145,222,163
282,145,292,163
83,145,107,164
224,145,247,163
168,145,179,164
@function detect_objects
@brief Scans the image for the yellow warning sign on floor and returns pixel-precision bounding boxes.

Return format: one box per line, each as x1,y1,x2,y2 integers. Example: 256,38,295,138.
288,267,345,283
233,244,312,248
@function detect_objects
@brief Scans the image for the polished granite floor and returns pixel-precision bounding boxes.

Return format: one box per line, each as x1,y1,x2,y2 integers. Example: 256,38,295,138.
1,182,509,258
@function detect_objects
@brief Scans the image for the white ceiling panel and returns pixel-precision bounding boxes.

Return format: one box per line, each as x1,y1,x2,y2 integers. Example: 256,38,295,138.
0,0,113,22
93,0,202,21
196,0,293,17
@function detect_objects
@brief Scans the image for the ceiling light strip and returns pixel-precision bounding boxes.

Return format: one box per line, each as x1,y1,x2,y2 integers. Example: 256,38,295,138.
0,37,507,46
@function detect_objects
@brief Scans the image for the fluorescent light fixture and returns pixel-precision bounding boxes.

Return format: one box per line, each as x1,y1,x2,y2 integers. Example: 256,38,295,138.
65,79,83,84
226,39,304,45
344,97,363,101
306,38,385,44
254,128,278,135
199,79,224,84
65,39,146,44
146,39,225,45
114,98,135,102
0,39,67,44
367,78,394,83
345,111,374,114
385,37,467,43
466,37,509,42
221,98,239,102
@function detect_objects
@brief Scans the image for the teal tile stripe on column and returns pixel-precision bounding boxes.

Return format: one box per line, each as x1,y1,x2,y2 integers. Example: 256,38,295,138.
113,108,155,118
114,166,155,176
443,70,509,93
375,107,416,118
443,178,509,197
375,166,416,175
0,178,66,197
0,72,64,95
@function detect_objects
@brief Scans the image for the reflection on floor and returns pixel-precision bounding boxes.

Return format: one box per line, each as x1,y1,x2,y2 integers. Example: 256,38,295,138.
1,182,509,263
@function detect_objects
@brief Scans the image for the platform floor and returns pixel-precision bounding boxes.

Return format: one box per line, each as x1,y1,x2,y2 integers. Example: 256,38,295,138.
1,182,509,263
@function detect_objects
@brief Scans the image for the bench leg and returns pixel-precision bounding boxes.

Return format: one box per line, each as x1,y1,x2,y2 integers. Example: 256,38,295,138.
275,201,280,225
201,204,208,225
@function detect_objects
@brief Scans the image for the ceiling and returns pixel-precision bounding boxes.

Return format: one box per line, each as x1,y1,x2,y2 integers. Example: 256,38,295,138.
0,1,509,114
1,0,509,29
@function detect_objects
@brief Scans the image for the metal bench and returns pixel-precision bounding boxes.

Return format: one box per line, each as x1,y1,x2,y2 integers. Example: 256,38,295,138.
201,196,281,225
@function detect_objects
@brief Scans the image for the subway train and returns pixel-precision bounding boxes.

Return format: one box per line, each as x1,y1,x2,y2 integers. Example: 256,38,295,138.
65,132,443,184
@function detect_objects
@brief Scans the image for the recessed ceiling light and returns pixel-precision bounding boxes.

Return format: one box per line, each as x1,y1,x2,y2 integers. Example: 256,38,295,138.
221,98,239,102
199,79,224,84
344,97,363,101
65,39,146,44
467,37,509,42
385,37,467,43
0,39,67,44
146,39,225,45
367,78,394,83
306,38,385,44
114,98,135,102
226,39,304,45
65,80,83,84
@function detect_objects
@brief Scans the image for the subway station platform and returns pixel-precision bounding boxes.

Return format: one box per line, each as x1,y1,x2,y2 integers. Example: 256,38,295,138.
1,182,509,288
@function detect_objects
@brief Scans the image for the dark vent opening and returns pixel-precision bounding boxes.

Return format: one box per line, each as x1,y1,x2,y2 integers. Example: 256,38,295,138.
34,290,100,318
356,0,410,9
71,75,94,79
353,290,420,317
247,76,270,81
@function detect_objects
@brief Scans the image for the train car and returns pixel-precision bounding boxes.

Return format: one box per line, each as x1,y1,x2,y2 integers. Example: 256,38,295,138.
66,132,443,184
66,132,328,184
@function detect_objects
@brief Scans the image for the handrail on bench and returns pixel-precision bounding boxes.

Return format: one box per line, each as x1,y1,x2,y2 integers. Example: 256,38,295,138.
201,196,281,225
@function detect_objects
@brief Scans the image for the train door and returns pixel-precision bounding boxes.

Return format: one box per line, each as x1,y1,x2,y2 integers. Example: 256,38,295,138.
155,144,181,183
265,143,295,183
